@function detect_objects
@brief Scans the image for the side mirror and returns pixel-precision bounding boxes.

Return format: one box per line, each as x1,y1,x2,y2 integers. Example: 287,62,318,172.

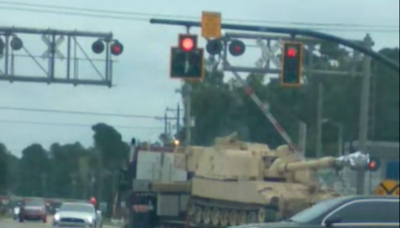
324,217,341,227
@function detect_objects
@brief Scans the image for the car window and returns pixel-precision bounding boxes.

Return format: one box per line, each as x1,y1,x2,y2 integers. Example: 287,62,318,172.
25,200,44,206
60,204,95,213
326,200,399,223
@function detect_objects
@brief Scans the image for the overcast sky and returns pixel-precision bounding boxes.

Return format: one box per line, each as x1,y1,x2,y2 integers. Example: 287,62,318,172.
0,0,399,156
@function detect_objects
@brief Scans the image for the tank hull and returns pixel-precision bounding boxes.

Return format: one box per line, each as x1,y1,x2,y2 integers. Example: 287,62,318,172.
187,178,323,227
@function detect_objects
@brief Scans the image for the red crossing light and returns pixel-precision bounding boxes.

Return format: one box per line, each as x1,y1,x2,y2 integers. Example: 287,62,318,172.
228,40,246,57
369,161,377,169
111,41,123,56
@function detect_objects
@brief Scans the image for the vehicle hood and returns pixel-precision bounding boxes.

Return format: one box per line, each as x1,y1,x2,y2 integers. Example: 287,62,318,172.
231,222,302,228
57,211,94,219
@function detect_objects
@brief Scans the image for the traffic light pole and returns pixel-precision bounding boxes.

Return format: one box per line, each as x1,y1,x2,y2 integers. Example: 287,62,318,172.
150,18,399,73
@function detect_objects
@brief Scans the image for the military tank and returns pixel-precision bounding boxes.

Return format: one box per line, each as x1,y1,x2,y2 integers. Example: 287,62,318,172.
173,132,365,227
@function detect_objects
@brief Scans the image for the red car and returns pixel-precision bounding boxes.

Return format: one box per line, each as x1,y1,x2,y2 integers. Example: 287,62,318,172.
19,199,47,223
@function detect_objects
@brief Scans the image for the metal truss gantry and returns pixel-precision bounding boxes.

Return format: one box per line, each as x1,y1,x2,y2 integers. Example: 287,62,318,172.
0,27,115,86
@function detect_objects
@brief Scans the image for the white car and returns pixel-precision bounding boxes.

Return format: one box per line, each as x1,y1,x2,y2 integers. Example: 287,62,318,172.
53,202,102,228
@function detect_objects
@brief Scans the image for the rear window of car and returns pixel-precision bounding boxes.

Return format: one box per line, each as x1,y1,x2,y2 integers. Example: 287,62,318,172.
25,200,44,206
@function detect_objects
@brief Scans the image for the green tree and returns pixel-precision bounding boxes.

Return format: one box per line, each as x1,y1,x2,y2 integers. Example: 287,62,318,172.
0,143,8,194
19,144,51,196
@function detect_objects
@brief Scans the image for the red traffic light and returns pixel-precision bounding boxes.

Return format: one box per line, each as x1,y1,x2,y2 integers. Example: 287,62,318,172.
228,40,246,57
111,41,123,56
286,48,297,57
369,161,376,169
179,34,197,52
182,38,194,51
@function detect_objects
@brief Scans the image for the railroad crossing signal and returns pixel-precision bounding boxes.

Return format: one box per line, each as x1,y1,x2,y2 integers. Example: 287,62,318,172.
367,156,381,171
201,11,221,39
41,35,65,60
374,179,399,196
169,34,204,81
280,42,304,87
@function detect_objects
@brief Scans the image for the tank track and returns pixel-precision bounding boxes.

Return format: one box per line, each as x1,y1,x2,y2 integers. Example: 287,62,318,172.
187,197,278,227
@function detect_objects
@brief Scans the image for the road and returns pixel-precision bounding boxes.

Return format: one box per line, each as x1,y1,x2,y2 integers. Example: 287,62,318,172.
0,218,118,228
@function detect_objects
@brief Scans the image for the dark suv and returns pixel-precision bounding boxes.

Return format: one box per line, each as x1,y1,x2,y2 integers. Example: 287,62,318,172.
231,196,399,228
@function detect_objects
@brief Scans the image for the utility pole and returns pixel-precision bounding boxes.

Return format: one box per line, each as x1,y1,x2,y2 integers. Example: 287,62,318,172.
356,34,373,195
183,85,192,146
176,103,181,135
164,111,168,136
316,82,324,158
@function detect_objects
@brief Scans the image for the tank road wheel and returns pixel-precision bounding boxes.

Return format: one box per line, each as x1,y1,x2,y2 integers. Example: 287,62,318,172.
229,210,238,226
187,202,196,217
247,211,257,223
238,211,247,225
211,208,220,226
220,210,229,227
257,208,266,223
193,206,203,225
202,207,212,225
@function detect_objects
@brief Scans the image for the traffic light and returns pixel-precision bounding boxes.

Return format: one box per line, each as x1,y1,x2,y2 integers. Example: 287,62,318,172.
228,40,246,56
206,39,223,55
280,42,303,87
92,39,123,56
367,156,381,172
178,34,197,52
170,47,204,80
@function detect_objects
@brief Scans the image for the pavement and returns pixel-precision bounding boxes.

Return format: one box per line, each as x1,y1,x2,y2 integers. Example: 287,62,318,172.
0,217,119,228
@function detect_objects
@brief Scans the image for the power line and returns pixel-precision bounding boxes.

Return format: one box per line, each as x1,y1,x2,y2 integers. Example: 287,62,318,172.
0,119,163,130
0,1,398,33
0,106,168,120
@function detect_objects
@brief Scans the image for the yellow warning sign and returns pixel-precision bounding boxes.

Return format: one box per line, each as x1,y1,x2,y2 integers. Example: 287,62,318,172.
374,179,399,196
201,11,221,39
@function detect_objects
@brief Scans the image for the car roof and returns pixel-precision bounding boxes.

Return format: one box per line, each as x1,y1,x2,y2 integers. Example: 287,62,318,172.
336,195,399,203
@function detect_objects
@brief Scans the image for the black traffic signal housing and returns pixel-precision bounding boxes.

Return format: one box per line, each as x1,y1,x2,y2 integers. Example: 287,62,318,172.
170,47,204,80
170,34,203,81
367,156,381,172
280,42,304,87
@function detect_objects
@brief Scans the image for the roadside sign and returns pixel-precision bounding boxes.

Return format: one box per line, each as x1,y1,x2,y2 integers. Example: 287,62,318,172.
374,179,399,196
201,11,221,39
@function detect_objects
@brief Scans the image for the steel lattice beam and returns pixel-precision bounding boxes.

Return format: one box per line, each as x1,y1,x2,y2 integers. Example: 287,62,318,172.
0,27,116,87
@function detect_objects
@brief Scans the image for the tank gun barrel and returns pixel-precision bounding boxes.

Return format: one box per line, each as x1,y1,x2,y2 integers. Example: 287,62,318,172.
276,152,370,173
276,157,337,173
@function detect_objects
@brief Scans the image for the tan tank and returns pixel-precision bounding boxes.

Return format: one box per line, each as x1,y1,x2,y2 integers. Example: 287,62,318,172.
173,132,346,226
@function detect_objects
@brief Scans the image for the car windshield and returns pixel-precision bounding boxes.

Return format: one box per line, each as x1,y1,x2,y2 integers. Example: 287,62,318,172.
60,204,94,213
289,197,344,223
25,200,44,206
